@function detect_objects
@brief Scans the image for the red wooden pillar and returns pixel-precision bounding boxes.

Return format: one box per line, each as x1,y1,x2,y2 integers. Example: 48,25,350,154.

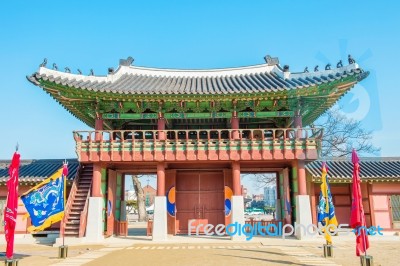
310,182,317,225
92,163,102,197
297,160,307,195
231,116,239,140
294,110,302,139
158,117,166,140
157,162,165,196
106,169,117,237
232,162,241,196
95,118,104,141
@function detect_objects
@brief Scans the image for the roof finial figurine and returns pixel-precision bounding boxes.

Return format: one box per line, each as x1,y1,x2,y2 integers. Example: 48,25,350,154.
77,69,82,75
89,69,94,76
314,65,319,72
108,67,114,74
119,56,134,66
53,63,58,70
325,63,331,70
65,67,71,73
304,67,309,73
348,54,356,64
283,65,290,72
264,55,279,66
336,60,343,68
40,58,47,67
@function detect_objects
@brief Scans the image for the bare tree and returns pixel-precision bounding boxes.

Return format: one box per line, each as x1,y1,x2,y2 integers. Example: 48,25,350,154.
249,107,380,188
132,175,148,222
245,173,276,189
314,108,380,157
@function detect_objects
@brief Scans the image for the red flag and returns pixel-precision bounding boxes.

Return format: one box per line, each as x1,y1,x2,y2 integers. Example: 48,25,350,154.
4,152,20,259
350,149,369,256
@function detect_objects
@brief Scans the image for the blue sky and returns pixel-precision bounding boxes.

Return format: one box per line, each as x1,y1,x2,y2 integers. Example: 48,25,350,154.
0,1,399,193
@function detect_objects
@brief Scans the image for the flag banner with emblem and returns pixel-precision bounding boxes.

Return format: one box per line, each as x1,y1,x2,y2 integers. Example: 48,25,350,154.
317,162,338,244
4,152,20,259
350,150,369,256
20,163,68,233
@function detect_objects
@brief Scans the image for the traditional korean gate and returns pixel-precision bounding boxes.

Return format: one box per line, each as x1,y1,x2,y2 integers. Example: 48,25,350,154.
175,171,225,234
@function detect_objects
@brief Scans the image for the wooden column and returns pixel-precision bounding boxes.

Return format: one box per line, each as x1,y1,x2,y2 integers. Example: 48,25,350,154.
294,114,302,128
231,116,239,140
157,162,165,196
92,163,102,197
294,109,302,139
157,117,166,140
232,162,241,196
95,118,103,141
297,160,307,195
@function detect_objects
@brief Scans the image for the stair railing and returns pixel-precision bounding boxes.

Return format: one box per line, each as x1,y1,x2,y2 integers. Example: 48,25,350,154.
78,181,92,237
60,164,82,237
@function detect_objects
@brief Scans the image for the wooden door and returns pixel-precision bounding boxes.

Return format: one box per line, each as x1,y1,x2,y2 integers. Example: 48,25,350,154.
106,169,117,237
175,171,224,234
200,172,225,227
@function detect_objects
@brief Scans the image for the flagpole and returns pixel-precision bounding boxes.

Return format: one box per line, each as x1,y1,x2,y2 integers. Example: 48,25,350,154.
13,143,19,262
324,178,329,245
63,160,66,247
359,177,368,257
323,163,329,245
5,145,20,264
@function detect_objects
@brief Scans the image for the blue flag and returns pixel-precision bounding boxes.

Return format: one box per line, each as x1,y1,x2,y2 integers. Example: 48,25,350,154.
317,163,338,244
21,164,68,232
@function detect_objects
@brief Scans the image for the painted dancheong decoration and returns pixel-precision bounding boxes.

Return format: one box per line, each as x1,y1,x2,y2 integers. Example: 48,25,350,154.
167,186,176,216
21,163,68,232
224,186,233,217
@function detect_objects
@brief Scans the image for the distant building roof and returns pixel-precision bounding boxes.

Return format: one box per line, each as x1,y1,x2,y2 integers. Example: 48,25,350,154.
306,157,400,182
0,159,79,183
143,184,156,192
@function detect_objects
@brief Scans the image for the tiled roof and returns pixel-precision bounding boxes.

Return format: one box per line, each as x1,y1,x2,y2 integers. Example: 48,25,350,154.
28,62,367,95
0,159,79,183
306,157,400,180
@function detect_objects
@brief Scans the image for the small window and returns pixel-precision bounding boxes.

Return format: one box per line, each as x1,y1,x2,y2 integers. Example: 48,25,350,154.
390,195,400,222
0,198,6,232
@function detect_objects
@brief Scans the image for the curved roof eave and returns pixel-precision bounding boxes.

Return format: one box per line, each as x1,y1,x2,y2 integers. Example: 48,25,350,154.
28,62,366,96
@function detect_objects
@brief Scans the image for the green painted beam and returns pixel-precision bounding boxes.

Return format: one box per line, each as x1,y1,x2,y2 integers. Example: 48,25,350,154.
102,111,294,120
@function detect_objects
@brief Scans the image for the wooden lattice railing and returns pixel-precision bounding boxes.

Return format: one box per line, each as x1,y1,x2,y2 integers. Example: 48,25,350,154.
74,128,323,143
73,128,323,162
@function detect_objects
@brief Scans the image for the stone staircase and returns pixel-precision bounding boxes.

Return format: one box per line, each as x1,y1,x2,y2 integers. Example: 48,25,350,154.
62,164,93,237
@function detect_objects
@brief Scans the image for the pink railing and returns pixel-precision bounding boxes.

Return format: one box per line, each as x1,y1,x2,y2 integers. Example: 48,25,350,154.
74,127,323,143
78,182,91,237
60,164,81,237
73,127,322,162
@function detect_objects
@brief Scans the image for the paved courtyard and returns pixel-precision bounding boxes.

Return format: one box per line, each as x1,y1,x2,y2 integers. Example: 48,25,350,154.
1,235,399,266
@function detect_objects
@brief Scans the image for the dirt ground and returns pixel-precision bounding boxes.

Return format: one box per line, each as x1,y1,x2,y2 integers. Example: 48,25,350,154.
1,238,399,266
301,241,400,266
85,244,304,266
84,241,400,266
0,244,103,266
